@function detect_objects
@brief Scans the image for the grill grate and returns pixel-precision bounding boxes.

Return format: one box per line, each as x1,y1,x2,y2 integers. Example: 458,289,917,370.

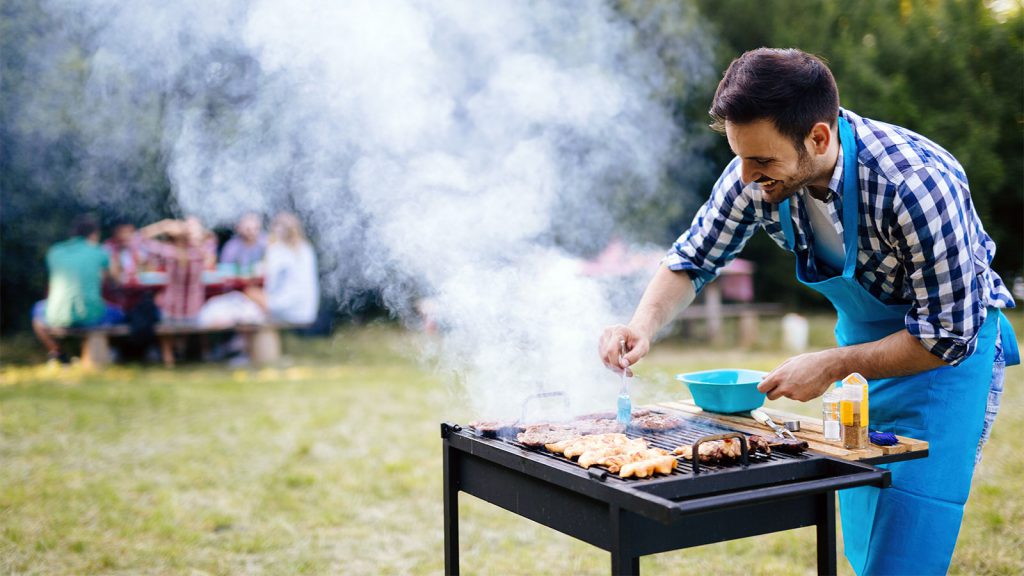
491,410,810,480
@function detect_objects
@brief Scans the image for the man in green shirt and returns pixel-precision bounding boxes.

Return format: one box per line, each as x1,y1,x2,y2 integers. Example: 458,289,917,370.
32,214,124,362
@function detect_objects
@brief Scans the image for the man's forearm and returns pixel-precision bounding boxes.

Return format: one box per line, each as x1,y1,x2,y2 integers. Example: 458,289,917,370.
826,329,948,382
628,266,697,340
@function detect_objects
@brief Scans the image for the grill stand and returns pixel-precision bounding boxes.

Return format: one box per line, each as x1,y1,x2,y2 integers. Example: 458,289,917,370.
441,423,867,576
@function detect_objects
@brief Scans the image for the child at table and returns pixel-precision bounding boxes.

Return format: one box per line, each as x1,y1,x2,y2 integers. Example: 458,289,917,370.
139,217,216,366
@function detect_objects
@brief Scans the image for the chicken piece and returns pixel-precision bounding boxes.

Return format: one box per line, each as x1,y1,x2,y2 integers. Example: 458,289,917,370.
673,438,743,464
746,435,772,456
602,447,672,473
619,454,678,478
562,434,635,459
543,435,583,454
576,438,649,468
544,432,630,455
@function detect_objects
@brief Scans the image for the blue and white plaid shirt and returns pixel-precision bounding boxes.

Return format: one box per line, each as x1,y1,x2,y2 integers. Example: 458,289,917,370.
666,108,1015,365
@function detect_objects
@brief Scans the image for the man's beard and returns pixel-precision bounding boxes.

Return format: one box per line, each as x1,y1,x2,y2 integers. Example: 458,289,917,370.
758,153,816,203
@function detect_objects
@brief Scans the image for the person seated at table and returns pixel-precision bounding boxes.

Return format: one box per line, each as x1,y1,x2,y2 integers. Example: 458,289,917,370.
103,221,147,279
139,217,217,366
32,214,125,364
101,221,151,312
219,212,267,277
244,212,320,324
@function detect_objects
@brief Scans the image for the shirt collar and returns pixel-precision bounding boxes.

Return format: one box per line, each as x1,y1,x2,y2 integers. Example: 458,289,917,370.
823,129,845,202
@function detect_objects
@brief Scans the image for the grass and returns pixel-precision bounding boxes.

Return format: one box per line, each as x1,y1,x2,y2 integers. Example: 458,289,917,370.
0,315,1022,575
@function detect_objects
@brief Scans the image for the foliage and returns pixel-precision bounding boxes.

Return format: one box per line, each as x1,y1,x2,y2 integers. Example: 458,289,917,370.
0,0,176,332
693,0,1023,305
2,0,1020,333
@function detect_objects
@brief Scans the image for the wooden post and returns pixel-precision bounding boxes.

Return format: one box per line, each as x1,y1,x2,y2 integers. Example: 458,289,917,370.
250,326,281,365
738,309,759,348
705,283,723,346
81,332,111,370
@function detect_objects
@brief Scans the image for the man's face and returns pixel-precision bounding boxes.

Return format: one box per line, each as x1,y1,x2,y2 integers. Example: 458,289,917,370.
725,119,817,204
237,214,260,242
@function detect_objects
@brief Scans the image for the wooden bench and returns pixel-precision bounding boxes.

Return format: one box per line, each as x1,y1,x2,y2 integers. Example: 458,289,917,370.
154,322,306,367
43,325,131,370
46,322,309,369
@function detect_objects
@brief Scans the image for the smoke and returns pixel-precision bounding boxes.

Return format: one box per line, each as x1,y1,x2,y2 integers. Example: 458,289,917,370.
31,0,714,417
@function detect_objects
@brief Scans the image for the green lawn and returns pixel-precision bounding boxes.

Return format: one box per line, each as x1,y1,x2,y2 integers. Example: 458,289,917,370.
1,318,1021,575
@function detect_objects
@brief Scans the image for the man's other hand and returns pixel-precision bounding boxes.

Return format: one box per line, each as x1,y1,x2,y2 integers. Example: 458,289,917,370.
758,350,837,402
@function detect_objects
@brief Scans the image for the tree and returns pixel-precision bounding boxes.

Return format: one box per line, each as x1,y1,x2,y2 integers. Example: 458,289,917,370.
693,0,1023,304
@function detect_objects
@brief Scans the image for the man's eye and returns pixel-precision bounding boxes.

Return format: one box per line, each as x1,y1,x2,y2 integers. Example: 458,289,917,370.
756,159,771,166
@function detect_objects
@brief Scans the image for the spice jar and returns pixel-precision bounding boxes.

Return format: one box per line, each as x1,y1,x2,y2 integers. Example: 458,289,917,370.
840,383,869,449
821,390,842,442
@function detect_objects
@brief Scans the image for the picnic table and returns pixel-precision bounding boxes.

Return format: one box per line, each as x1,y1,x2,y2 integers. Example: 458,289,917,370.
46,270,303,369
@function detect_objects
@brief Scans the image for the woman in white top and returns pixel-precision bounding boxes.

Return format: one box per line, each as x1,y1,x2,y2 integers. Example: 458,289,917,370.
245,212,320,324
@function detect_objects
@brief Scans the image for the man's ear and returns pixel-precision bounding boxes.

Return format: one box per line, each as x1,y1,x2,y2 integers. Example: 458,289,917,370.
807,122,832,155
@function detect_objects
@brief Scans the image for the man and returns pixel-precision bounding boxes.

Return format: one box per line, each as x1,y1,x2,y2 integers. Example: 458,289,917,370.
32,214,125,362
219,212,267,275
599,48,1018,575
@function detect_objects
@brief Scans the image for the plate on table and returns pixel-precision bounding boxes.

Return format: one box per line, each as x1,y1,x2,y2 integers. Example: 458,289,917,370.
136,271,168,285
202,270,225,284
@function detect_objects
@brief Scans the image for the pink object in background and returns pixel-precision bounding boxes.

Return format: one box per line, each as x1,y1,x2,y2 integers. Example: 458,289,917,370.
718,259,755,302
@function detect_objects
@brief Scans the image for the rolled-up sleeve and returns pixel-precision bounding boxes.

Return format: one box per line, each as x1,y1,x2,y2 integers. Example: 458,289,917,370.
663,157,761,294
894,166,984,365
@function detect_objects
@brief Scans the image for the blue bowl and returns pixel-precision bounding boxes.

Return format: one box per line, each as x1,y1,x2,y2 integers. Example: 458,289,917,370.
675,369,767,413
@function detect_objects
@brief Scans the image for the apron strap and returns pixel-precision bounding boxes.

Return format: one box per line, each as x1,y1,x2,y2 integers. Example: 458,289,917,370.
780,118,858,266
998,311,1020,366
838,117,860,279
779,198,796,251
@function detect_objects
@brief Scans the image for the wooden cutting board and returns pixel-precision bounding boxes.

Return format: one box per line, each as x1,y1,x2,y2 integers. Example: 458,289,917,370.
657,399,928,463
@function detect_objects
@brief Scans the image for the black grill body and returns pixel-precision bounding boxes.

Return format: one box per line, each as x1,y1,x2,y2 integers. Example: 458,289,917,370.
441,412,901,576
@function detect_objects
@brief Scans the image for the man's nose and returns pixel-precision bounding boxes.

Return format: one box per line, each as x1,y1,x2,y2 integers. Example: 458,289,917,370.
740,160,760,185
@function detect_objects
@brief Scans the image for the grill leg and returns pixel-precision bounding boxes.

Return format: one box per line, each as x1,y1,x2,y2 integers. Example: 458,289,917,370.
816,491,837,576
610,505,640,576
443,441,460,576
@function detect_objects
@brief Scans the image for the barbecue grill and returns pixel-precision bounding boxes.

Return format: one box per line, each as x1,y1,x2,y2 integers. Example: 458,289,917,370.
442,409,915,575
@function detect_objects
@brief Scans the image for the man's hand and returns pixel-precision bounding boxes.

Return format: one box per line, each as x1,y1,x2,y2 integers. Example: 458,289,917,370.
597,266,697,378
758,330,948,402
598,324,650,376
757,350,838,401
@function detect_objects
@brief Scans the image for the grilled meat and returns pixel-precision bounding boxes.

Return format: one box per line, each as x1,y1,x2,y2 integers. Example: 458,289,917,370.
674,438,743,464
544,432,676,477
674,434,805,464
547,433,636,458
767,437,808,454
468,420,522,437
516,420,626,447
576,439,650,468
572,418,628,435
574,408,652,421
746,435,772,456
630,412,686,431
619,453,677,478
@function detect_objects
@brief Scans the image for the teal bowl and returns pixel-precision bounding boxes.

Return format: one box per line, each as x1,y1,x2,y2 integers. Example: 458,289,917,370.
675,369,767,413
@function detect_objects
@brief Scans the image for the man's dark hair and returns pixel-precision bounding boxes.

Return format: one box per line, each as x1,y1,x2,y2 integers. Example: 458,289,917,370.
70,213,100,238
710,48,839,152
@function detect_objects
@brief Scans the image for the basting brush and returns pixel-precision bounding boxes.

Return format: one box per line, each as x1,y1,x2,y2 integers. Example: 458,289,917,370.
616,339,631,425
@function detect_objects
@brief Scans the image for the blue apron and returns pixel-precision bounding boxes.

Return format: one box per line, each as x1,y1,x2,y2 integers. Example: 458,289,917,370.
778,117,1019,575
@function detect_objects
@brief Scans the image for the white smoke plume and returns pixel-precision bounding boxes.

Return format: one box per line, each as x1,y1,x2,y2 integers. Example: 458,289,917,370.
39,0,714,417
